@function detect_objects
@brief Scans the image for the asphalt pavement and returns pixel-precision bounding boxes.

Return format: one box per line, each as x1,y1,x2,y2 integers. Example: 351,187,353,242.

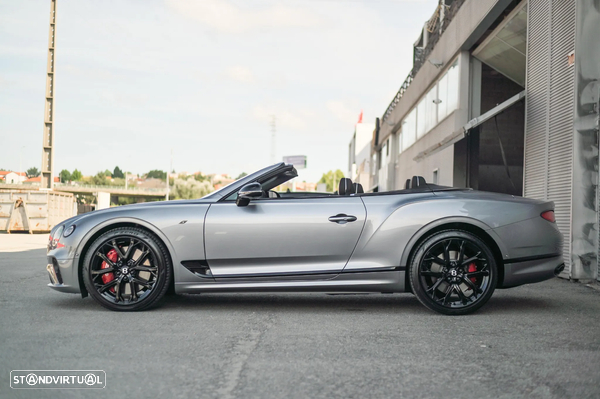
1,234,599,399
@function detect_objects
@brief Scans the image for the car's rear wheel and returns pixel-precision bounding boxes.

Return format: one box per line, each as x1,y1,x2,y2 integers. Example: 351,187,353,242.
82,227,171,311
409,230,497,315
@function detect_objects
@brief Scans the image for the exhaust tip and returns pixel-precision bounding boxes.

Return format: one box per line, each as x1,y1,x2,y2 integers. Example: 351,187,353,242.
554,263,565,276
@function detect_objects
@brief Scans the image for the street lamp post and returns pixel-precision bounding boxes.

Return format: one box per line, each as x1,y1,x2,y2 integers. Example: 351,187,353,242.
19,146,25,184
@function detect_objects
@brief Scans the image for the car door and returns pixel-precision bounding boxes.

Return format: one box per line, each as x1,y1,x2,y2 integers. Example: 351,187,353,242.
204,197,366,278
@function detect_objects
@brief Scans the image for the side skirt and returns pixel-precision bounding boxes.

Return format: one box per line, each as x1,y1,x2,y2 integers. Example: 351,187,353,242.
174,270,406,294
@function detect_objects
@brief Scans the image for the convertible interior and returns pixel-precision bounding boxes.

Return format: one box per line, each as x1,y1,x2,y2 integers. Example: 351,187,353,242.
226,163,453,202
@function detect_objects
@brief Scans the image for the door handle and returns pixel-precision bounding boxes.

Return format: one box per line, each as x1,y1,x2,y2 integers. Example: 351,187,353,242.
328,214,357,224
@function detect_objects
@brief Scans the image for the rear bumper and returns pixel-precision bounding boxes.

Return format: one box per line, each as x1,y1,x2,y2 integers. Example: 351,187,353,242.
500,254,563,288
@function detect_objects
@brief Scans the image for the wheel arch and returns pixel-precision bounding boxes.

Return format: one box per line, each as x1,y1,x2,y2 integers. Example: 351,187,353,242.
76,218,176,298
401,218,506,291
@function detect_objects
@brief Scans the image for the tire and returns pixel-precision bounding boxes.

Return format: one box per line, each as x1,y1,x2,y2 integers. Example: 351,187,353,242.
409,230,497,315
82,227,172,311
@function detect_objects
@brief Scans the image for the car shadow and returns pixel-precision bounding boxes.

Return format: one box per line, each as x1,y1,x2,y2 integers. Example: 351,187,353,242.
159,292,559,316
162,293,424,314
45,291,559,316
480,295,560,315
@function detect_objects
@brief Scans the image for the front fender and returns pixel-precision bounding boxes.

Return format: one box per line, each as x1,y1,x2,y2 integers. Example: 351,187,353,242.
70,204,210,294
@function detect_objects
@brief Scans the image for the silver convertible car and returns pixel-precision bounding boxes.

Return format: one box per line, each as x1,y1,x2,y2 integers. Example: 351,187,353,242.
46,162,564,315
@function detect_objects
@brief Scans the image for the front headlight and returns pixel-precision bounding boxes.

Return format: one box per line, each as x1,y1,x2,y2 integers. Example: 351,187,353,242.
54,225,65,239
63,225,76,237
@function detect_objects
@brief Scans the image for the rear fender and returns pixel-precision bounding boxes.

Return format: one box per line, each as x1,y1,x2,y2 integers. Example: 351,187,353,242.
345,197,510,272
399,216,509,267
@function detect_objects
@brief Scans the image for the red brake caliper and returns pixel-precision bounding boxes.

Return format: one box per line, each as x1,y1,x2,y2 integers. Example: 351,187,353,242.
468,262,477,283
100,249,118,293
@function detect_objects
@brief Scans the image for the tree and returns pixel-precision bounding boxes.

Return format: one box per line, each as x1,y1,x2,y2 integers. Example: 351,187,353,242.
318,170,345,192
170,178,214,200
146,170,166,181
59,169,71,182
71,169,82,181
26,167,40,178
90,170,113,185
194,173,209,182
112,166,124,179
236,172,248,180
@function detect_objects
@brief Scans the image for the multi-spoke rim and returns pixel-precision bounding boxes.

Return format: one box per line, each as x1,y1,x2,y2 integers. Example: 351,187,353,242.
89,236,160,305
419,238,491,309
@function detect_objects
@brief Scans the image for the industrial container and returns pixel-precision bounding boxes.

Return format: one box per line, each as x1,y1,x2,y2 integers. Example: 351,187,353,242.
0,189,75,233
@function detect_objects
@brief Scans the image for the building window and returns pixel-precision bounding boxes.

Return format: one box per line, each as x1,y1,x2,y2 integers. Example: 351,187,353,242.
400,58,460,148
432,168,439,184
425,85,438,133
398,131,403,154
438,59,459,121
416,97,426,138
402,108,417,150
380,141,388,169
372,153,377,175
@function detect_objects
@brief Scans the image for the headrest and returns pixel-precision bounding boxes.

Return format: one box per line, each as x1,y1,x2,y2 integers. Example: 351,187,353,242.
353,183,364,194
338,178,353,196
411,176,427,188
405,176,427,189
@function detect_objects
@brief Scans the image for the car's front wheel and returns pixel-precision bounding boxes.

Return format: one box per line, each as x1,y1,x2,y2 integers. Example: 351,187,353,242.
82,227,171,311
409,230,497,315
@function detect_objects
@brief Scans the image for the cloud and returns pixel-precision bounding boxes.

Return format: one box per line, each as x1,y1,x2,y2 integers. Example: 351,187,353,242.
326,100,360,124
251,104,318,132
225,66,255,84
165,0,321,33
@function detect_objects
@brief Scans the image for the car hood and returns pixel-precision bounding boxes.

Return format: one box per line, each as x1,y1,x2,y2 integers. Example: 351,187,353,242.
56,198,215,229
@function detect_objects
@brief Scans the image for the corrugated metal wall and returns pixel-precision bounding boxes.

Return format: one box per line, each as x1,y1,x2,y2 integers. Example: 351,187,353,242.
524,0,576,274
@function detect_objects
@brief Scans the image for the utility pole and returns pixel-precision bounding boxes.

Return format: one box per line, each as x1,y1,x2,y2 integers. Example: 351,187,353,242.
41,0,57,190
270,115,276,164
19,146,25,184
166,149,172,201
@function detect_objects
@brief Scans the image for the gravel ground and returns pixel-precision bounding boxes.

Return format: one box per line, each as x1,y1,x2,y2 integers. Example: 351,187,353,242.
1,235,599,399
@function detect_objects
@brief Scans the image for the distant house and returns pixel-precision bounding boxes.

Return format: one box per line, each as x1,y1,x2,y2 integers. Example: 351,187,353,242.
212,174,234,190
23,176,59,184
0,171,27,184
137,178,166,189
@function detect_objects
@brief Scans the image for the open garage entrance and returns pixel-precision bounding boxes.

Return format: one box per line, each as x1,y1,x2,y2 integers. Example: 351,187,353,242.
453,1,527,196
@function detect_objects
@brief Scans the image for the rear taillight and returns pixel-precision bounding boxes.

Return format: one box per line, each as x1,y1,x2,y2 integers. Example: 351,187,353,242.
541,210,555,223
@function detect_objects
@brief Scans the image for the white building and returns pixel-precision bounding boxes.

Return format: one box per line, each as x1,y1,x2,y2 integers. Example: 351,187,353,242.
348,122,375,189
1,171,27,184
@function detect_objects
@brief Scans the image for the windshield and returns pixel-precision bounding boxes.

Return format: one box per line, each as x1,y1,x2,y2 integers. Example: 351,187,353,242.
202,163,283,200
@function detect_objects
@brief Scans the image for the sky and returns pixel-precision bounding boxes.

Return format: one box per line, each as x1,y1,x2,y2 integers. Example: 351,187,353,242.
0,0,438,182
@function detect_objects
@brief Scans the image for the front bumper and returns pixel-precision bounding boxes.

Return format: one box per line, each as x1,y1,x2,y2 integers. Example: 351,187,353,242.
46,256,80,294
500,254,564,288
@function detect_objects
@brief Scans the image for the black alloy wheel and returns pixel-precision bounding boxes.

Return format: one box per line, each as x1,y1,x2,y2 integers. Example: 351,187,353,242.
83,227,171,311
409,230,497,315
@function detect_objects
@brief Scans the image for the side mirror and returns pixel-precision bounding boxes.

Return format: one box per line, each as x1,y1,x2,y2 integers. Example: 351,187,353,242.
236,182,263,207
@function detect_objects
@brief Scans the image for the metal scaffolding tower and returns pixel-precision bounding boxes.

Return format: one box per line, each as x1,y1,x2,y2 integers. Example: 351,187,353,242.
41,0,56,189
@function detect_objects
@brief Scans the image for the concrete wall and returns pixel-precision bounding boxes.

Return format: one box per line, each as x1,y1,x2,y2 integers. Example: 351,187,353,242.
395,111,457,187
376,0,515,190
379,0,513,143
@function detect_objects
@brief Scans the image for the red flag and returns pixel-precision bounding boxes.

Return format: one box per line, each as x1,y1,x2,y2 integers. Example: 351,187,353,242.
357,110,363,124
